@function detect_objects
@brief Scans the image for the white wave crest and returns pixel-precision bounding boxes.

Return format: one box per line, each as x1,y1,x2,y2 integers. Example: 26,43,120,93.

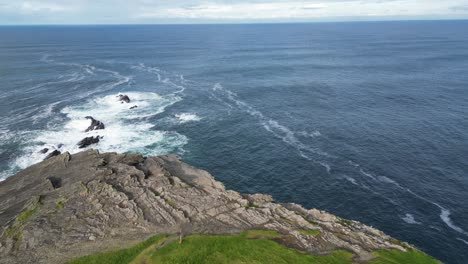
457,238,468,246
440,208,468,236
211,83,330,168
343,175,358,185
401,213,421,224
175,113,201,123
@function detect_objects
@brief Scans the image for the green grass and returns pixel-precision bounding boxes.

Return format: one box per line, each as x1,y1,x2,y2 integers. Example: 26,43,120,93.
370,249,441,264
148,232,353,264
68,235,166,264
68,230,441,264
298,229,321,236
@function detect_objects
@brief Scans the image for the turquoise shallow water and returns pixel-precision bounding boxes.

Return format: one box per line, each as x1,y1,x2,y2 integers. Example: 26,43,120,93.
0,21,467,263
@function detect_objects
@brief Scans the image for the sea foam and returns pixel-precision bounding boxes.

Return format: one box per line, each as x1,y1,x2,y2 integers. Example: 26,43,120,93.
175,113,201,123
10,91,187,173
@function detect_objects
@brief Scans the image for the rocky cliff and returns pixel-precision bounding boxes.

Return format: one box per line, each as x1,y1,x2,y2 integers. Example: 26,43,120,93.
0,150,424,263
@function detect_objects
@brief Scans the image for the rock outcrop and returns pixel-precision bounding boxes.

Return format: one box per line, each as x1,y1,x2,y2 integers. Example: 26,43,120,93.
0,150,414,264
77,136,102,149
84,116,105,132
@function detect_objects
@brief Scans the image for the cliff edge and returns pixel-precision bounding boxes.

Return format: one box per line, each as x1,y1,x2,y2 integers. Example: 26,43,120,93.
0,150,437,263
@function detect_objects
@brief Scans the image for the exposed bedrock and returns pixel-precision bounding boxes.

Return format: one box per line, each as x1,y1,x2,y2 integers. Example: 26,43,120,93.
0,150,416,264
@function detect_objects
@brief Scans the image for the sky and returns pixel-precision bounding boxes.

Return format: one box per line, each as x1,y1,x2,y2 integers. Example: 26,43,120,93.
0,0,468,25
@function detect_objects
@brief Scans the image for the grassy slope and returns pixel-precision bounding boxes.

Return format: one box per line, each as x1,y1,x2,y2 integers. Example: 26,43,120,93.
69,231,440,264
370,250,441,264
69,235,166,264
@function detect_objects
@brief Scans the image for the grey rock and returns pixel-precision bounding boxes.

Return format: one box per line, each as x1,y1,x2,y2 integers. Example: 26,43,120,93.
0,150,415,264
118,94,130,103
77,136,101,149
38,148,49,154
43,150,61,160
84,116,105,132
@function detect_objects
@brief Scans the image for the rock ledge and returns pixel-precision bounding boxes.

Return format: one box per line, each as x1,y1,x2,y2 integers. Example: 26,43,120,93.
0,150,413,263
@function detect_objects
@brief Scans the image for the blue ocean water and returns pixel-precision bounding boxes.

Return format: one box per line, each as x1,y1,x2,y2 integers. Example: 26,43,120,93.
0,21,467,263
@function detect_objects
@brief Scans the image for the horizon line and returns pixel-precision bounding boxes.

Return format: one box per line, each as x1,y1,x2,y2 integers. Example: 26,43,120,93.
1,18,468,27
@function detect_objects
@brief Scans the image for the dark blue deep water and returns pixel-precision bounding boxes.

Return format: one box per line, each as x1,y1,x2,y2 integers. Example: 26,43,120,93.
1,21,467,263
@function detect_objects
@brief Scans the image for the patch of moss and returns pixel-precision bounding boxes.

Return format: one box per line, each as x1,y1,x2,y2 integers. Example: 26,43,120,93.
389,238,411,249
4,196,43,250
165,198,176,207
56,198,67,210
298,229,321,236
337,217,353,227
17,204,40,223
247,201,258,208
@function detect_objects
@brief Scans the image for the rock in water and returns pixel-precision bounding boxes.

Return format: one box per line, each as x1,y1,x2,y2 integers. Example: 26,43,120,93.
118,94,130,103
0,150,429,264
84,116,105,132
77,136,101,148
129,105,138,109
43,149,61,160
38,148,49,154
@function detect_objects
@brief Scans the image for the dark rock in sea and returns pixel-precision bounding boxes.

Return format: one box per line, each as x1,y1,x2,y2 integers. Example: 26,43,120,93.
129,105,138,109
118,94,130,103
43,150,61,160
77,136,102,149
0,150,425,264
38,148,49,154
84,116,105,132
57,144,64,149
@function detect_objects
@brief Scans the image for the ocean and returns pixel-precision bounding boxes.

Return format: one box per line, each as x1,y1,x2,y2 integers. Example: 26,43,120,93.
0,21,467,263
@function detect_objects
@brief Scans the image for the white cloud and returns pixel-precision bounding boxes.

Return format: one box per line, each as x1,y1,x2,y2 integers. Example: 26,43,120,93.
1,0,468,24
136,0,468,20
19,1,70,13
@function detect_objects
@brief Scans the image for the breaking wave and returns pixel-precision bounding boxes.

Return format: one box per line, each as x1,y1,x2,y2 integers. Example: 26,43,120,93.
175,113,201,124
401,213,421,225
11,91,187,171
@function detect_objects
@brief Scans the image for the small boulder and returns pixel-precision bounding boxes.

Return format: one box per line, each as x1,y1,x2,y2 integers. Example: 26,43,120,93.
44,150,61,160
118,94,130,103
38,148,49,154
129,105,138,109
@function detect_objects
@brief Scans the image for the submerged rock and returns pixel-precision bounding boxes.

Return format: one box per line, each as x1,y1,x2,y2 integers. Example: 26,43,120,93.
0,150,428,264
129,105,138,109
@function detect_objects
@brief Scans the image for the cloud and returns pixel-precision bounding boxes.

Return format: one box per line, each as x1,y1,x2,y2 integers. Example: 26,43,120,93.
451,5,468,11
0,0,468,24
19,2,69,13
0,1,75,15
136,0,468,20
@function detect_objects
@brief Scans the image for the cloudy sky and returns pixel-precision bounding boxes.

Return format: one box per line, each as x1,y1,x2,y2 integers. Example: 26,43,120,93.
0,0,468,24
